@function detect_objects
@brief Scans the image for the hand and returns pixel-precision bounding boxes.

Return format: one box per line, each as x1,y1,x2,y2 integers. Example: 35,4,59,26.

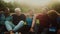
30,28,34,32
10,30,14,34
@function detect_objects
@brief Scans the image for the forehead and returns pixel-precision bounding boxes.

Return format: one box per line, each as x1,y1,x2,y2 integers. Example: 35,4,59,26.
15,10,21,13
15,8,21,11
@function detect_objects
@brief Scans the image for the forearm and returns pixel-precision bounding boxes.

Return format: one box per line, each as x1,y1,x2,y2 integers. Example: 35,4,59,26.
31,21,35,28
31,15,36,28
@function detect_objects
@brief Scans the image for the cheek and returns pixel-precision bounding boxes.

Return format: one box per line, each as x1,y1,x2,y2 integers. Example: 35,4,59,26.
18,12,21,14
15,12,18,14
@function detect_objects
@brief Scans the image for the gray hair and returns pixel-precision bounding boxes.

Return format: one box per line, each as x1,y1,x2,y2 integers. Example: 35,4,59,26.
15,8,21,12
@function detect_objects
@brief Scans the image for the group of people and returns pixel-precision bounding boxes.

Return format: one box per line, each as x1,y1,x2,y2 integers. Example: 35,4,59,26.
0,7,60,34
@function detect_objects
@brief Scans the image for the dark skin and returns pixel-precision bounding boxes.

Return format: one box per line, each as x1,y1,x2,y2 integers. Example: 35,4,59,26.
4,8,10,17
4,8,14,34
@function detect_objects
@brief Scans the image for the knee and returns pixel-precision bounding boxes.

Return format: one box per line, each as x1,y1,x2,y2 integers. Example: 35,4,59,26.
5,21,9,24
19,20,24,23
18,20,25,25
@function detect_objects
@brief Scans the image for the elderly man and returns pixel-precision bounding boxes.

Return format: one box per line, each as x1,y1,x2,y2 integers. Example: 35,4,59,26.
5,8,26,34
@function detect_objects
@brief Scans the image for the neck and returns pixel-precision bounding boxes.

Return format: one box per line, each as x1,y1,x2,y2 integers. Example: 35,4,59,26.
16,14,21,16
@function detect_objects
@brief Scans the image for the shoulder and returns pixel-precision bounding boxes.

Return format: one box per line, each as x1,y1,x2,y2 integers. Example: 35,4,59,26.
12,14,16,16
36,13,42,18
21,14,25,16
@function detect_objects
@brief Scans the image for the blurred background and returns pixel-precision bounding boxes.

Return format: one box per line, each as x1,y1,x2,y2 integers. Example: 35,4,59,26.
0,0,60,13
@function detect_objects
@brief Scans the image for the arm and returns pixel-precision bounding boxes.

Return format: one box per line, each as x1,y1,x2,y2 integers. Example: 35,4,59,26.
31,15,36,28
30,14,36,32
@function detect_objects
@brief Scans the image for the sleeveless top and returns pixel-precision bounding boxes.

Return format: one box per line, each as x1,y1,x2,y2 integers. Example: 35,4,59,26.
26,15,34,27
0,14,12,25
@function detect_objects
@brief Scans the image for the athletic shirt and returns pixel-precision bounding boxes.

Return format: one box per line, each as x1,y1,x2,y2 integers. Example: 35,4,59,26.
26,15,34,27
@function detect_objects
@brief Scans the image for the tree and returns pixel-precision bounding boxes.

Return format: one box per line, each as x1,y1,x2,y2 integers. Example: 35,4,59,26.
48,2,60,13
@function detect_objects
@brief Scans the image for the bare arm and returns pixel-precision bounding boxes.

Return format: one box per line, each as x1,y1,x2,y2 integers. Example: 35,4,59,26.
31,14,36,28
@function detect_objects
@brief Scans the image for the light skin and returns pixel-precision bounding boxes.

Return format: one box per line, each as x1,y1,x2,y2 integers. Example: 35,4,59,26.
10,8,22,34
30,8,48,32
15,9,21,16
30,15,36,32
28,10,36,32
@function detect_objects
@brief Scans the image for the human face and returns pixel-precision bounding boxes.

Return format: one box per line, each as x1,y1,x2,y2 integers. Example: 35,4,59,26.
15,10,21,15
4,8,10,14
29,10,34,15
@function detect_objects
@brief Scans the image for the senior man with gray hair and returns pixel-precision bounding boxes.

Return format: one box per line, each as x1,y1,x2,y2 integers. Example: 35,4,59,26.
5,8,26,34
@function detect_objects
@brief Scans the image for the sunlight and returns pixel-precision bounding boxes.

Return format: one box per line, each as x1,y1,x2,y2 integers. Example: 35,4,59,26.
3,0,14,3
3,0,60,7
15,0,52,7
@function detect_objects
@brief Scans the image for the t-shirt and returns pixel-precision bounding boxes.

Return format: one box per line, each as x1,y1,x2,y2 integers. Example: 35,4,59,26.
12,14,26,25
36,14,49,27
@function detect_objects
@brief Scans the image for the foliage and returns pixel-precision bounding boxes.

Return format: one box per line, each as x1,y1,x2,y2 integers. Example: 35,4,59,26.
48,2,60,13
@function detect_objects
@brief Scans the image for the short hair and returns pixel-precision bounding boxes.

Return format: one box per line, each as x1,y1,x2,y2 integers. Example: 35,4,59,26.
47,10,58,17
15,8,21,12
28,9,35,13
5,7,10,11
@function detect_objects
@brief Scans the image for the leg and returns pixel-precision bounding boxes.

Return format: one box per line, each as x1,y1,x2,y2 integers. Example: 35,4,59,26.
41,28,48,34
5,21,15,31
15,32,19,34
5,21,13,31
13,20,24,32
5,21,15,34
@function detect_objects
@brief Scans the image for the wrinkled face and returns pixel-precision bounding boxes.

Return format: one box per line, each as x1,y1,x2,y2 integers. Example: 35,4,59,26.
15,9,21,15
